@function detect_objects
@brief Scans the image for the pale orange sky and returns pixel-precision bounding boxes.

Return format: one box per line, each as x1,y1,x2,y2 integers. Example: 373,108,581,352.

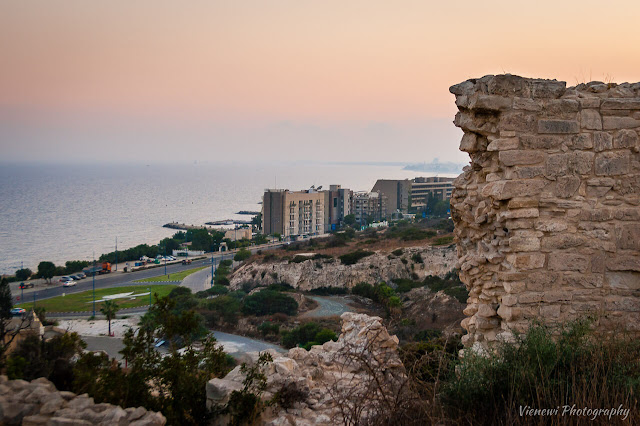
1,0,640,163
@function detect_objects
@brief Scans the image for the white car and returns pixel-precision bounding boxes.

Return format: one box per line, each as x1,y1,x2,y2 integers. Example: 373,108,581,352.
62,280,76,287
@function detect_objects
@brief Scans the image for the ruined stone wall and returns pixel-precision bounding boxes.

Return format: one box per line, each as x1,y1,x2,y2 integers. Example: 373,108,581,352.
449,75,640,351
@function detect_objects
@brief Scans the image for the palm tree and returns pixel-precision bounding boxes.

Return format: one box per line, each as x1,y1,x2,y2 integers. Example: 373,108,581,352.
100,300,119,337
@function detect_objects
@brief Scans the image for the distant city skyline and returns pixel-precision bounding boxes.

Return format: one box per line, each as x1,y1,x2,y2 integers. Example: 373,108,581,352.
2,1,640,164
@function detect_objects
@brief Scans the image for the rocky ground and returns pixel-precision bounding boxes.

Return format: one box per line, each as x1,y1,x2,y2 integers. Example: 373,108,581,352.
0,376,165,425
230,245,456,291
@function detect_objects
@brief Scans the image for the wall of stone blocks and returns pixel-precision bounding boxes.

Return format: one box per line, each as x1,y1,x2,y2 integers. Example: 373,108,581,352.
449,75,640,351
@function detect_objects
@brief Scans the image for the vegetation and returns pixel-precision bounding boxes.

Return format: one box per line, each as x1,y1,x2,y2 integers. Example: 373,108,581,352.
351,282,401,311
281,322,338,350
15,268,33,281
234,248,252,262
242,290,298,316
18,285,177,312
99,300,119,336
423,270,468,303
393,278,423,293
339,249,374,265
134,266,207,283
433,236,454,246
36,261,56,282
439,319,640,424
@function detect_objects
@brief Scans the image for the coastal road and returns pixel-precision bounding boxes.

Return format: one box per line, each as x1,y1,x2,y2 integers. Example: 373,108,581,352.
303,296,353,318
13,243,283,305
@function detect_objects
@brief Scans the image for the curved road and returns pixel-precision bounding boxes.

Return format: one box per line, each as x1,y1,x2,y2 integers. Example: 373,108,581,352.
303,295,353,318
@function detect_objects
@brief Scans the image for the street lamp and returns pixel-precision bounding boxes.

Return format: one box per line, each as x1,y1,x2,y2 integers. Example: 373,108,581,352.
92,254,96,318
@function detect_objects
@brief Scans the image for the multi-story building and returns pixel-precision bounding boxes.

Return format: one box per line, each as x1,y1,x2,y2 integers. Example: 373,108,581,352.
410,177,455,210
351,191,387,225
262,188,326,239
324,185,352,231
372,179,411,218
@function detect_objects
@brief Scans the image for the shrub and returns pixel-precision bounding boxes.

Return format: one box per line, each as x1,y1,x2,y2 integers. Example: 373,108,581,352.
257,322,280,337
339,249,374,265
196,285,229,298
281,322,337,349
393,279,423,293
242,290,298,316
234,248,252,262
400,258,408,265
433,236,454,246
204,295,242,325
351,282,375,299
290,255,311,263
392,248,404,256
309,286,348,295
313,253,333,260
266,283,294,292
440,320,640,424
411,253,424,264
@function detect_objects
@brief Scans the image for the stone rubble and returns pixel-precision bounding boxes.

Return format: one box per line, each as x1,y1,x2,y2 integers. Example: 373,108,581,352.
207,312,406,425
449,75,640,351
230,246,456,291
0,376,166,426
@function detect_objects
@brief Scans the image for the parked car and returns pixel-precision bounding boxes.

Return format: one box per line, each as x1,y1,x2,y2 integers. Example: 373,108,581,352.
62,280,76,287
70,274,83,280
75,272,86,279
182,259,192,265
59,276,73,282
19,282,34,289
10,308,26,316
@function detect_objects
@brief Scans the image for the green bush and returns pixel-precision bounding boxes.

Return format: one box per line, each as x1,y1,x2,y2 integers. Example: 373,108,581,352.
392,248,404,256
242,290,298,316
433,236,454,246
234,248,252,262
257,321,280,337
290,255,311,263
309,286,348,295
196,285,229,298
351,282,375,299
411,253,424,264
281,322,337,349
204,295,242,325
339,249,374,265
423,270,468,303
393,279,423,293
440,320,640,424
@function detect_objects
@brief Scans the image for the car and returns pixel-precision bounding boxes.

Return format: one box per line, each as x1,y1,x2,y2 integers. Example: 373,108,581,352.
10,308,26,315
182,259,192,265
62,280,76,287
75,272,86,279
19,282,34,289
70,274,82,280
59,276,73,282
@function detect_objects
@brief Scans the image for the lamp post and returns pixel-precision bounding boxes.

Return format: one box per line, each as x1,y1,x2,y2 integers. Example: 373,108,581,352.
115,237,118,271
211,255,214,287
148,287,151,307
92,254,96,318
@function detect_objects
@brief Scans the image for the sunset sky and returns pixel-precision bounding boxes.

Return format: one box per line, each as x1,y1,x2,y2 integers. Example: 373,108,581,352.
2,0,640,164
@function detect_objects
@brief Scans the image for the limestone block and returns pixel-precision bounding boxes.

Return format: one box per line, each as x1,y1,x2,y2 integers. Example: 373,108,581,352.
601,99,640,110
595,151,630,176
482,180,546,200
469,94,512,111
513,97,542,111
613,129,639,149
500,111,538,133
521,135,566,150
602,116,640,129
615,224,640,250
548,254,590,273
567,151,594,174
506,253,545,270
555,176,581,198
545,154,569,178
580,109,602,130
538,119,579,134
499,150,545,166
487,137,519,151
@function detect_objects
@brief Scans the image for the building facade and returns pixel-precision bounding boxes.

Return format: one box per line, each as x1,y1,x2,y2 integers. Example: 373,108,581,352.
372,179,410,218
351,191,387,225
410,177,455,210
262,188,326,239
324,184,352,231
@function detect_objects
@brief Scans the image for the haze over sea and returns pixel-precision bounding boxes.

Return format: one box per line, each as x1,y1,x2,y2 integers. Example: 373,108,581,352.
0,162,459,275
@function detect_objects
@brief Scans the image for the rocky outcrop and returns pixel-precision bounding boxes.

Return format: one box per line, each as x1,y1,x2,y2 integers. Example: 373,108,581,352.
230,246,456,291
450,75,640,351
0,376,165,425
402,287,466,332
207,313,406,425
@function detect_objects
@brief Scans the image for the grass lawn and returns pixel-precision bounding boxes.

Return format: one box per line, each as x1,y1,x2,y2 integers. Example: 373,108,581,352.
18,284,177,312
133,266,208,283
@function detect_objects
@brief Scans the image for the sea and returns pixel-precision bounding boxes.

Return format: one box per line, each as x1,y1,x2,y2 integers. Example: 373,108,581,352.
0,162,461,275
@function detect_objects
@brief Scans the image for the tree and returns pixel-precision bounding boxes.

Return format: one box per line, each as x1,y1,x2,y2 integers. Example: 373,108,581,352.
234,248,251,262
0,278,35,368
37,261,56,283
343,214,356,226
15,268,32,281
100,300,119,337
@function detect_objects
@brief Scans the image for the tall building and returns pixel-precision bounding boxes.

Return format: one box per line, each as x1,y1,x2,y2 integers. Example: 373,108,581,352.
410,177,455,210
351,191,387,225
372,179,410,217
262,188,326,239
324,185,352,231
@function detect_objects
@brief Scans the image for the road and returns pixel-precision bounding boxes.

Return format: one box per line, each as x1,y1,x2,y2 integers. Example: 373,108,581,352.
303,296,353,318
13,243,284,305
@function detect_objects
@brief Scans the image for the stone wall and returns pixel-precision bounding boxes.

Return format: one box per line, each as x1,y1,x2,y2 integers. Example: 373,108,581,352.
449,75,640,351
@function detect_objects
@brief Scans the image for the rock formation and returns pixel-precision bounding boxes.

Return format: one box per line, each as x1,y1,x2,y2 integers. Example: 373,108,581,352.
449,75,640,351
230,246,456,291
207,313,406,425
0,376,166,425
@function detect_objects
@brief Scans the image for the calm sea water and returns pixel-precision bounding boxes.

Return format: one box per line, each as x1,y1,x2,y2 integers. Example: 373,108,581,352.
0,162,446,275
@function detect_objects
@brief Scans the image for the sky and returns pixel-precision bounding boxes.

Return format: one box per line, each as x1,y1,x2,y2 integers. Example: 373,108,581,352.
1,0,640,165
